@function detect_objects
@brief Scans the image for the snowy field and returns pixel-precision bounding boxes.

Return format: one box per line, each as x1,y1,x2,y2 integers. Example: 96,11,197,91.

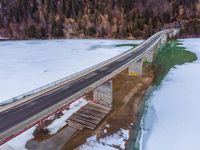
140,38,200,150
0,39,142,102
78,128,129,150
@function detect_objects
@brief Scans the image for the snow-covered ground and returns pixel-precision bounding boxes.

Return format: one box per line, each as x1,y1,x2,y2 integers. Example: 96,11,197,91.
140,38,200,150
1,127,36,150
0,39,142,102
0,98,88,150
78,128,129,150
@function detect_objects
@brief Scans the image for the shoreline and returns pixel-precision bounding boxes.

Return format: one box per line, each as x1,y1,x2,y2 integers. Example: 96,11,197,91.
126,85,156,150
135,39,197,150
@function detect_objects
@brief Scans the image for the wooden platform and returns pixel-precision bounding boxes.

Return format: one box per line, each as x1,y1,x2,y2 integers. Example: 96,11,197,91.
67,102,111,130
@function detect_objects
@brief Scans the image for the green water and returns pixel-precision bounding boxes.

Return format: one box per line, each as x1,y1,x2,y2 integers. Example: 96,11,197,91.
127,40,197,150
153,40,197,85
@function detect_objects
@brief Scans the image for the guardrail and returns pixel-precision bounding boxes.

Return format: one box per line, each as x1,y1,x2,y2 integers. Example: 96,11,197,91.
0,29,175,106
134,32,168,63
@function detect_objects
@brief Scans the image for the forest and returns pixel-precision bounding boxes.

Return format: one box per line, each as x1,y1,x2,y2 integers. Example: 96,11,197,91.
0,0,199,39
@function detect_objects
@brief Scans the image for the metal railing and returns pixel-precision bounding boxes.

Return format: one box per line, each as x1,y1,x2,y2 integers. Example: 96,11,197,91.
0,29,175,106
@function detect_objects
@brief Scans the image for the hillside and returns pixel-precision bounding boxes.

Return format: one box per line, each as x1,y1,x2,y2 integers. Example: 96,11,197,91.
0,0,200,39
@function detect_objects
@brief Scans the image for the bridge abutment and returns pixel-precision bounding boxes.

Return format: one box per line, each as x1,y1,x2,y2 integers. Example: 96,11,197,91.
128,58,143,76
93,80,113,108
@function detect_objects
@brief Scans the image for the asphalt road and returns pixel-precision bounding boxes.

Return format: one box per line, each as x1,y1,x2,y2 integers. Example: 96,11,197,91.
0,32,163,136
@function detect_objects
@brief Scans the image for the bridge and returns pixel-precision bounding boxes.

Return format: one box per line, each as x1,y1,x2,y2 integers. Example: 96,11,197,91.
0,29,179,145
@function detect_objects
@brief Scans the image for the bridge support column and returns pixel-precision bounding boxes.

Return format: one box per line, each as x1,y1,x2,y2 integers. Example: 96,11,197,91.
161,34,168,44
93,80,113,108
173,29,180,36
167,32,174,39
143,49,154,63
128,58,143,76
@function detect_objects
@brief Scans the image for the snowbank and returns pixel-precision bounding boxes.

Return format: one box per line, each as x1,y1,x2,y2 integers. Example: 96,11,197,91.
0,127,36,150
78,129,129,150
0,39,142,102
47,98,88,134
141,38,200,150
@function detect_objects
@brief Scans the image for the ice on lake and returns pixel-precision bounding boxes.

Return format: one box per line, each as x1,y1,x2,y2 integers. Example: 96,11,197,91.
0,39,142,102
140,38,200,150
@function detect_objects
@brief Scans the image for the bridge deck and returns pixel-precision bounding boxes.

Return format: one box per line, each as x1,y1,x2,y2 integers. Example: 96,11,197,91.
0,29,177,145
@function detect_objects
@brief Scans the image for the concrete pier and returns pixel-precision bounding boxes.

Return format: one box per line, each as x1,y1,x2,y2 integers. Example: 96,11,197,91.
173,29,180,36
128,58,143,76
143,50,154,63
93,80,113,108
161,34,168,44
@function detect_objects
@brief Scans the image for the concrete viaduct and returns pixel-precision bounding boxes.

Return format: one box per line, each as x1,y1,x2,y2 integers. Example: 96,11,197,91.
0,29,179,145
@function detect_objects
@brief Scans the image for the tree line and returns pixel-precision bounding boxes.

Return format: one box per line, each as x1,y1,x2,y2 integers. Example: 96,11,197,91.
0,0,199,39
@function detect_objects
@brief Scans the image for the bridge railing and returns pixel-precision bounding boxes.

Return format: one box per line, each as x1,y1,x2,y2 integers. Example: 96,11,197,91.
0,29,174,106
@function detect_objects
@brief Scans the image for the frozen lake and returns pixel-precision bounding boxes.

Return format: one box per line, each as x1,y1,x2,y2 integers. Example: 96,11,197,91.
0,39,142,102
140,38,200,150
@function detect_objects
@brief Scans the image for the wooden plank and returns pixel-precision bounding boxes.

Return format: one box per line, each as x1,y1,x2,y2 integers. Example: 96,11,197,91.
74,113,102,121
70,115,98,125
68,120,86,129
68,120,95,130
80,106,107,114
69,118,96,129
71,115,100,124
89,102,112,112
69,113,100,123
81,110,105,118
84,105,109,114
76,111,104,119
73,113,102,121
68,121,83,130
78,109,105,118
